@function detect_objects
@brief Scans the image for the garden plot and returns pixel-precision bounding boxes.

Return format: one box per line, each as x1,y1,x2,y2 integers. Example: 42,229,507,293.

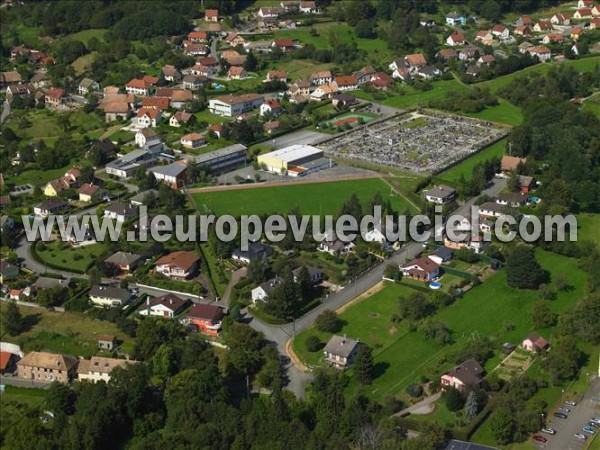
492,348,535,381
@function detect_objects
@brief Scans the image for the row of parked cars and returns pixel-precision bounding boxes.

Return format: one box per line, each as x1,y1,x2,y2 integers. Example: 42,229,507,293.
532,399,600,444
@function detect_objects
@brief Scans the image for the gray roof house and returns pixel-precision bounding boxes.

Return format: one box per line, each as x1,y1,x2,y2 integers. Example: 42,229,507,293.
104,251,143,271
425,184,457,204
104,202,137,222
89,285,131,307
323,335,360,369
129,189,159,207
232,242,273,264
292,266,323,284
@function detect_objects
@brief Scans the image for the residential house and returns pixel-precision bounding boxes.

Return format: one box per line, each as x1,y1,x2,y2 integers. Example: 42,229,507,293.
89,285,131,307
77,356,135,383
528,45,552,62
446,33,465,46
251,277,282,304
188,31,208,43
574,8,593,19
0,260,19,284
129,189,159,207
292,266,322,284
415,65,441,80
309,70,333,85
135,128,161,148
102,101,131,122
333,75,358,91
182,304,224,336
0,352,18,375
33,198,67,217
571,26,583,41
440,359,485,391
514,25,532,37
30,72,50,89
266,69,288,82
104,202,137,222
149,162,187,188
400,257,440,281
271,39,296,52
227,66,248,80
232,242,273,264
0,70,21,88
474,30,494,46
204,8,219,21
368,72,394,90
593,5,600,16
184,43,208,56
104,251,142,272
138,294,189,318
180,132,205,149
125,76,159,96
495,192,527,207
551,12,571,25
318,234,354,255
518,175,536,193
77,183,100,202
208,123,223,138
288,79,311,96
136,107,162,128
182,74,207,90
459,47,479,61
97,335,117,351
45,87,67,109
155,251,199,279
87,139,118,162
208,93,264,117
264,120,281,134
501,155,526,173
521,333,550,352
577,0,594,8
17,352,78,383
310,83,336,101
446,12,466,26
533,21,553,33
43,178,71,197
404,53,428,70
78,78,99,95
591,17,600,29
162,65,181,82
331,92,359,108
6,83,34,101
260,99,283,117
432,247,453,264
353,66,376,85
425,184,456,204
323,335,360,369
478,202,508,218
225,33,246,47
258,6,284,18
169,111,193,127
492,24,509,39
542,33,564,44
477,54,495,66
299,1,317,13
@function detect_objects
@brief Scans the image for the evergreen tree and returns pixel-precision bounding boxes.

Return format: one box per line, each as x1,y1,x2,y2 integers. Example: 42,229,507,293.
3,300,23,336
354,345,374,385
244,50,258,72
506,245,545,290
465,390,479,418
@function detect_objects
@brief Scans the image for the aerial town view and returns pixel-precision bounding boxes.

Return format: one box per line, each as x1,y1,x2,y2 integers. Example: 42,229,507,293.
0,0,600,449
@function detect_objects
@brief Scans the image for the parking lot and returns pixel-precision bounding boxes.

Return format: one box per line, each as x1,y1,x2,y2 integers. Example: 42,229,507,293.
320,110,507,174
532,377,600,450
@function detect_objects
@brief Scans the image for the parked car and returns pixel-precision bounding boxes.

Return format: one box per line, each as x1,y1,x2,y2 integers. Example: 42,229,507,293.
565,399,577,406
532,435,547,443
583,426,596,434
541,427,556,435
574,433,587,440
558,407,571,413
588,421,599,428
554,412,568,419
591,418,600,425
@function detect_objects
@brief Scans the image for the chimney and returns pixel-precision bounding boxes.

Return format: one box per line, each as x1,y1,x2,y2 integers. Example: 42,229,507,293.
342,334,346,345
146,297,150,305
169,299,173,305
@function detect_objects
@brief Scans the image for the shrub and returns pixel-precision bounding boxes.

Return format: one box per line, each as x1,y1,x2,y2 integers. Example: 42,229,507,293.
314,310,342,333
406,383,423,398
305,335,322,352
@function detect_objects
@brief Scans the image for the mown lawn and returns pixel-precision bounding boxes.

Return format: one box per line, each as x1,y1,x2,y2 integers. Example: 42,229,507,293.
4,165,73,186
192,178,418,216
464,98,523,126
35,240,108,273
0,303,134,358
435,139,507,185
293,250,588,403
64,28,107,45
576,213,600,245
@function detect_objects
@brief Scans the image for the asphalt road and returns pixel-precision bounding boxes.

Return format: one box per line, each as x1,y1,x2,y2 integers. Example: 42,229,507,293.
539,377,600,450
246,177,507,397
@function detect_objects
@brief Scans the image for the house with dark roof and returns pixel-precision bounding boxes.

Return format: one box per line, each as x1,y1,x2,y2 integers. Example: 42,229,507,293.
149,162,188,188
0,260,19,284
324,335,360,369
182,303,224,336
138,294,189,318
292,266,323,284
33,198,68,217
401,256,440,281
104,202,137,222
425,184,456,204
440,358,485,391
89,285,131,307
232,242,273,264
104,251,143,271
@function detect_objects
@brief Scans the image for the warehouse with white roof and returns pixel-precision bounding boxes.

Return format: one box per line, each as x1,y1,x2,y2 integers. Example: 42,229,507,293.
257,144,334,176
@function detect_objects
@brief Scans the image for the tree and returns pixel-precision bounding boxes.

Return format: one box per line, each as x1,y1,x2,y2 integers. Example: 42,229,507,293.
490,406,516,445
465,390,480,418
443,386,464,412
224,322,264,376
315,310,342,333
3,300,23,336
531,301,557,329
247,258,268,285
295,265,313,300
543,336,582,384
506,245,545,290
507,171,520,192
244,50,258,72
305,335,322,352
354,345,374,385
398,292,431,321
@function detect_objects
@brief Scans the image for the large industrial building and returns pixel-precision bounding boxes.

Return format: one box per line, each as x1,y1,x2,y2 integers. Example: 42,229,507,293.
257,144,334,177
185,143,248,173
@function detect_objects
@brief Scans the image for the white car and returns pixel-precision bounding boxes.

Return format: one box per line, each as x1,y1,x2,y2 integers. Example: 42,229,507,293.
565,399,577,406
574,433,587,440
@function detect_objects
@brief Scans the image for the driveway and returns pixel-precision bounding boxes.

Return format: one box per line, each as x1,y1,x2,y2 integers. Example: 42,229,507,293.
0,99,10,125
540,377,600,450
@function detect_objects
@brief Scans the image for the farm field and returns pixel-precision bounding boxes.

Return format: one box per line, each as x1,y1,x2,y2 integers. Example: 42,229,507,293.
35,240,108,273
435,139,507,184
191,178,418,216
293,249,588,403
0,303,134,358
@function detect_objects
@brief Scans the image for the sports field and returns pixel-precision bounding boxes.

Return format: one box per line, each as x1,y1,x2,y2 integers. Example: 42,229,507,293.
191,178,418,216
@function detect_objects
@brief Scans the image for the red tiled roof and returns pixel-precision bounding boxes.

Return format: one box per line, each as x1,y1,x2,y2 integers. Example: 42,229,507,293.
334,75,357,86
187,303,223,321
141,97,170,110
273,38,295,48
156,251,199,271
0,352,13,370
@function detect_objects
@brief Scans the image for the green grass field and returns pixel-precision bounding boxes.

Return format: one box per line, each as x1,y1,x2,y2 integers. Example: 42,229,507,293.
0,303,134,358
63,28,107,45
4,166,73,186
435,139,506,185
35,241,108,273
323,112,376,128
293,250,588,403
192,178,417,216
464,99,523,126
576,214,600,245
